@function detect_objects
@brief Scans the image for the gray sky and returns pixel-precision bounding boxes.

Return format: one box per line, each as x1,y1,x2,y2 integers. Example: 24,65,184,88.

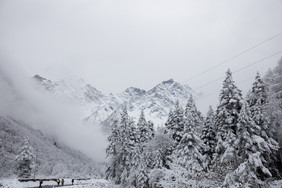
1,0,282,113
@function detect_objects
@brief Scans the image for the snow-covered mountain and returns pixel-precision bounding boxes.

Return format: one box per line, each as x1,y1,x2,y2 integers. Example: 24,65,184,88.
0,116,104,178
33,75,193,127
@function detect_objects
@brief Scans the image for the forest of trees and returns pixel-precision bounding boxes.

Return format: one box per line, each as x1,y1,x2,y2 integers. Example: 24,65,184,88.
106,60,282,187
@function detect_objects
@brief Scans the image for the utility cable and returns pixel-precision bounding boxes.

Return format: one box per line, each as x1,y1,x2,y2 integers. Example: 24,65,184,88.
195,70,269,101
193,50,282,91
183,32,282,84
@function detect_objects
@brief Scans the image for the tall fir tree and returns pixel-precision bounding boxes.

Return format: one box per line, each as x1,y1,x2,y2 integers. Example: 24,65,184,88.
264,59,282,145
158,155,198,188
175,123,205,173
146,127,174,169
164,100,185,143
247,72,280,177
174,96,206,171
247,72,270,137
14,137,35,178
106,108,138,185
271,58,282,98
128,111,155,187
223,102,272,187
106,119,122,183
201,105,216,167
214,69,243,156
137,110,155,143
184,96,203,136
211,69,243,182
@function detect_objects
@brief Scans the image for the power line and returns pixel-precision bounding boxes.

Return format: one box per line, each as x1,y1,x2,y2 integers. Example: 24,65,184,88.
233,50,282,74
195,70,269,101
193,50,282,91
196,77,253,100
183,31,282,84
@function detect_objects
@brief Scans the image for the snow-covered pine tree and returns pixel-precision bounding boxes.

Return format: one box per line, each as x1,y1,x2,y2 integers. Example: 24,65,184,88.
184,95,203,135
147,120,155,141
264,60,282,140
135,152,149,188
164,100,185,143
106,108,138,185
248,72,268,107
14,137,35,178
223,102,272,187
201,105,216,167
106,119,121,183
211,69,243,182
158,155,195,188
214,69,243,157
127,111,155,187
146,127,174,169
264,60,282,146
247,72,280,177
137,110,155,143
247,72,270,137
128,145,141,187
122,111,138,186
270,58,282,98
173,97,206,179
175,116,205,173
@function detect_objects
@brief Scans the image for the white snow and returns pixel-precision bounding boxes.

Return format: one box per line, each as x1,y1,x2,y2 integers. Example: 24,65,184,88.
0,178,114,188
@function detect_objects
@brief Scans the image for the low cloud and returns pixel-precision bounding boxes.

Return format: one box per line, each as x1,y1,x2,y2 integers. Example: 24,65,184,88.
0,61,108,162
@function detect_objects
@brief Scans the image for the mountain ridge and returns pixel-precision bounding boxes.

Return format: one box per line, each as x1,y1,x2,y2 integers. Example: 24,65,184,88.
33,75,193,127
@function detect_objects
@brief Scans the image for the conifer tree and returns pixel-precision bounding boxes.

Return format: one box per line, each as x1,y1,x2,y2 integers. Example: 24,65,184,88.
175,97,206,174
201,106,216,166
135,153,149,188
271,58,282,98
106,108,138,184
214,69,243,156
147,120,155,141
247,72,270,137
137,110,155,143
263,60,282,141
158,155,196,188
211,69,243,182
176,124,205,172
223,102,272,187
106,119,123,183
146,127,174,169
128,111,154,187
184,96,203,135
164,101,185,143
14,137,35,178
247,72,280,178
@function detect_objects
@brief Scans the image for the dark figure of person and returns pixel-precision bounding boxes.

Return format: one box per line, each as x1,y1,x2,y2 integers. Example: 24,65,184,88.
57,179,60,186
39,180,43,188
61,178,64,186
71,179,74,185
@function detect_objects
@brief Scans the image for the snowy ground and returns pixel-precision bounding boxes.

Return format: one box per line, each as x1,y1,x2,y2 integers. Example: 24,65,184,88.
1,178,281,188
270,180,282,188
0,178,115,188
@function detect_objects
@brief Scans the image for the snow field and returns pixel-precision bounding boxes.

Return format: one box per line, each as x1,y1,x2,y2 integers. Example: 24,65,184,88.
0,178,113,188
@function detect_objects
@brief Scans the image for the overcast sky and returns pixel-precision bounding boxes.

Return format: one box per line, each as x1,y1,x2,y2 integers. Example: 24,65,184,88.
1,0,282,112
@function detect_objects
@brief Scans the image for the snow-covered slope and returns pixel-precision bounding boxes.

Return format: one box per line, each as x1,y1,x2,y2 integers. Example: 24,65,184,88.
0,116,104,178
33,75,193,127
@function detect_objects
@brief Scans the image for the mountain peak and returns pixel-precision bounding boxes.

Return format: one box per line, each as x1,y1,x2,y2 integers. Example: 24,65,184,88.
33,74,55,90
161,79,175,84
123,87,146,97
33,74,50,82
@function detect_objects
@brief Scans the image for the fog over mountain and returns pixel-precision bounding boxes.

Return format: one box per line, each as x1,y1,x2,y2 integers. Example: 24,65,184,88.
0,63,107,162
